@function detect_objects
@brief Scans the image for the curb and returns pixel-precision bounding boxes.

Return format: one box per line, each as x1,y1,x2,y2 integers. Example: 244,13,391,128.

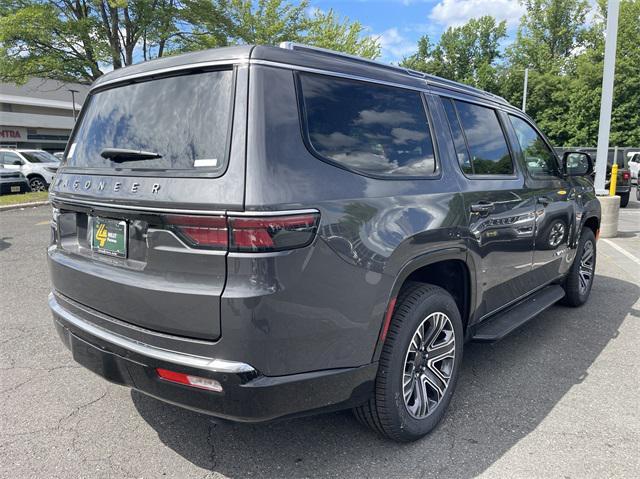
0,201,50,212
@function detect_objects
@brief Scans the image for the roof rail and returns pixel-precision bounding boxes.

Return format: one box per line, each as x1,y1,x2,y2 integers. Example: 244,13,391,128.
278,41,509,105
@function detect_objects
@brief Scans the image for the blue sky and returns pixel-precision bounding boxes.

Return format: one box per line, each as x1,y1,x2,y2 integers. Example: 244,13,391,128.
308,0,530,63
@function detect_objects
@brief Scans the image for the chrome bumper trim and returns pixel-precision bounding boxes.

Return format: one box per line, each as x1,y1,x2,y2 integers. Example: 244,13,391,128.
48,293,256,374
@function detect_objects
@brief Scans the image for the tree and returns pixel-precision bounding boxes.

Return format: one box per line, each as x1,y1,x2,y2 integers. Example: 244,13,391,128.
401,16,507,91
564,0,640,146
303,9,379,59
180,1,380,58
0,0,183,83
507,0,590,71
0,0,380,84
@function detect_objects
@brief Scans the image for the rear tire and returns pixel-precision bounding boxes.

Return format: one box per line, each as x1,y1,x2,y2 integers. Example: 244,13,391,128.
354,283,463,441
619,192,629,208
562,228,596,307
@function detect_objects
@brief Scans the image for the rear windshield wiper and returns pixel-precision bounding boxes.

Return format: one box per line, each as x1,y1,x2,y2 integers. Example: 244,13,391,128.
101,148,162,162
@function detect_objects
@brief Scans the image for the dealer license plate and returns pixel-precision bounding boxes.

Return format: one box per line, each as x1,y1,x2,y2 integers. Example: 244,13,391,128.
90,217,127,258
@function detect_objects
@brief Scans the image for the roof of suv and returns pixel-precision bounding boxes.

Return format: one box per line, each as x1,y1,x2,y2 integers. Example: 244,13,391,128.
91,43,510,107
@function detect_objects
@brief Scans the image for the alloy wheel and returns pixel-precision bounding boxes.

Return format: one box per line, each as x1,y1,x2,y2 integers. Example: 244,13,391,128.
29,178,46,192
578,240,595,295
548,222,566,248
403,312,455,419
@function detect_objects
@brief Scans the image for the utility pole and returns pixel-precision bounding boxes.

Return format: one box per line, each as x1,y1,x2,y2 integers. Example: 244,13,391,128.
594,0,620,195
522,68,529,113
68,89,79,122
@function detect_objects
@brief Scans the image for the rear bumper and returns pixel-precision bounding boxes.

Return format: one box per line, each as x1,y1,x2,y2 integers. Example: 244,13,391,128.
49,293,376,422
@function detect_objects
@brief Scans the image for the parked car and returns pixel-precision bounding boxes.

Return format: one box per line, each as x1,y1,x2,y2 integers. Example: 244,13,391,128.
628,151,640,184
0,149,60,191
605,161,632,207
0,167,30,195
47,44,601,442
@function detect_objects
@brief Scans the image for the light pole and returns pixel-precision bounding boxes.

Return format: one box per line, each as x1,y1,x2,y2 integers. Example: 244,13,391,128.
594,0,620,195
522,67,529,113
68,89,79,122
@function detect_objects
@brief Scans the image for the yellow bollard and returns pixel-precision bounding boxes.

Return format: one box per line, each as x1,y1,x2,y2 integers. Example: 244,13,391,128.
609,163,618,196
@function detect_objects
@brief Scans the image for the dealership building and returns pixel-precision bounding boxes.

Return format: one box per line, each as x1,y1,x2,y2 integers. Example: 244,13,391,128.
0,77,89,153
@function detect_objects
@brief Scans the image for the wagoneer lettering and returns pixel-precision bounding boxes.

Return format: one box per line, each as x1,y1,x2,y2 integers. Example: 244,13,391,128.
48,43,601,442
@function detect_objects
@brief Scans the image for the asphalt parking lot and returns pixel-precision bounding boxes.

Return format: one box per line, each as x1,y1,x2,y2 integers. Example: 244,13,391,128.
1,192,639,478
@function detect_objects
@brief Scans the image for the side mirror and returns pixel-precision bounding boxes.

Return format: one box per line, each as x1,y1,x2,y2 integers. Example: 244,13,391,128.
12,160,22,166
562,151,593,177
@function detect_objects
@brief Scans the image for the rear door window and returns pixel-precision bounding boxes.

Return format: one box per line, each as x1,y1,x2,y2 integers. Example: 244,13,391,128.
298,73,437,177
448,100,514,176
67,69,234,173
442,98,472,175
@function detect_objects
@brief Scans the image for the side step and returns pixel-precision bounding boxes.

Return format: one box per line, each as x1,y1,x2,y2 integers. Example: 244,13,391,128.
471,285,565,343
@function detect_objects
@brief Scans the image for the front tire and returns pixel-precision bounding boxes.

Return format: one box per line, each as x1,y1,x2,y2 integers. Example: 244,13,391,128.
28,176,47,192
562,228,596,306
354,283,463,442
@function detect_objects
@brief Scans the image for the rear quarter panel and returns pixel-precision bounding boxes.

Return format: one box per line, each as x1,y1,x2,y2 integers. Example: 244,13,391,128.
233,65,469,374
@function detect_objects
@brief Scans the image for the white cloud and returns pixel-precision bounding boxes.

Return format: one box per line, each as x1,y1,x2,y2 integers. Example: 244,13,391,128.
377,28,417,62
429,0,526,27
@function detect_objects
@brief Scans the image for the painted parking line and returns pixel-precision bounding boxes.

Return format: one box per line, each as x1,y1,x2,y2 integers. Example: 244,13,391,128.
602,238,640,265
35,220,50,226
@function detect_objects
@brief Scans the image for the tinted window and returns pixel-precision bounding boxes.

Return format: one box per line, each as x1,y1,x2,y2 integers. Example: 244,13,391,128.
509,116,558,177
1,152,22,165
67,70,234,171
442,98,472,174
299,73,436,177
454,100,513,175
20,151,58,163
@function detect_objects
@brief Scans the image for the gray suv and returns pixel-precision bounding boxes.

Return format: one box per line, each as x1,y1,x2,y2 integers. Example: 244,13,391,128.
47,43,601,442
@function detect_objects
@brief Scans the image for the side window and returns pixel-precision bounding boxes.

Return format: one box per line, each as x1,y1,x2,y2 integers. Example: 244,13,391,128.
442,98,472,175
453,100,513,175
509,115,559,178
298,73,437,177
2,152,22,165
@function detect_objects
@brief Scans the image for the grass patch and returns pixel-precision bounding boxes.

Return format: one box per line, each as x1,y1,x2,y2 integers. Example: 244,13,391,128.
0,191,49,206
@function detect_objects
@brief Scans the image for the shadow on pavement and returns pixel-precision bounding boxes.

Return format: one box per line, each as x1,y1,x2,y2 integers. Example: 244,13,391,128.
133,274,638,478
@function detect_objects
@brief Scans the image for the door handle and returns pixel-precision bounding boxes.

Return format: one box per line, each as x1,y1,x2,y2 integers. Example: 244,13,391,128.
470,202,495,214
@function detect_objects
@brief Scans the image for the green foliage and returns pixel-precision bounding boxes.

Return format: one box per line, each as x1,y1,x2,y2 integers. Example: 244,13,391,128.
0,0,379,84
303,9,380,59
401,16,507,91
507,0,590,71
402,0,638,148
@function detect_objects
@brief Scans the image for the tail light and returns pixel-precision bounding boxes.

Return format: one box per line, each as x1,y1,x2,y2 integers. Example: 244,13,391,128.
163,212,319,252
228,213,319,252
622,171,630,180
165,215,228,249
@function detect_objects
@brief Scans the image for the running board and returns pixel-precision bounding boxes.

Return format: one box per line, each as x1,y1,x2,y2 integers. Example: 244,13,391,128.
471,285,565,343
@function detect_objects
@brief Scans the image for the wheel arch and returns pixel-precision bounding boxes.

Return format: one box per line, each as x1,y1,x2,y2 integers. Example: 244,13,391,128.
26,173,46,181
372,248,476,362
583,215,600,238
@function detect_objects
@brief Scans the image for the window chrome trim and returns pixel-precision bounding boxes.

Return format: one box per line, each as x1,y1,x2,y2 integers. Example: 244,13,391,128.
51,194,320,217
252,59,430,93
50,194,227,215
90,56,509,108
91,59,249,91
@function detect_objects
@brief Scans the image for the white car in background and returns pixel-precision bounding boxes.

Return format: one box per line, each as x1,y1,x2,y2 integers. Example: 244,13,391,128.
0,149,60,191
627,151,640,184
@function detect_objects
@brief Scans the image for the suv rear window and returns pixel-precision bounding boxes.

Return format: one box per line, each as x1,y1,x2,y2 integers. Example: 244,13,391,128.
298,73,436,177
67,69,234,172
